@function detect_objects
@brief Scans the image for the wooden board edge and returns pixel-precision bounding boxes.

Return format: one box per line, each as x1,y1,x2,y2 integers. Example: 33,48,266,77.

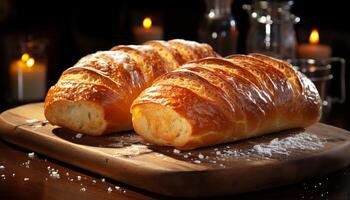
1,104,350,197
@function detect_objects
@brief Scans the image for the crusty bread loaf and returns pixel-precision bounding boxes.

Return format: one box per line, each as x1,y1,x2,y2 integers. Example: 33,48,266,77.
131,54,322,149
44,39,218,136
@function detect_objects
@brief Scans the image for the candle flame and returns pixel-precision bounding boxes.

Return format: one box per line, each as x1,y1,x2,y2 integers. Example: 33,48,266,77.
21,53,35,68
21,53,30,62
309,29,319,45
143,17,152,29
26,58,35,68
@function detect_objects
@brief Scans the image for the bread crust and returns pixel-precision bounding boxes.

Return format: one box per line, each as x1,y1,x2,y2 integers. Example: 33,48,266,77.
44,40,218,135
131,55,322,149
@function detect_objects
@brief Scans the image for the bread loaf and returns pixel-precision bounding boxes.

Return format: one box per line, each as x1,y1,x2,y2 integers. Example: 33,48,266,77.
131,54,322,149
44,40,218,136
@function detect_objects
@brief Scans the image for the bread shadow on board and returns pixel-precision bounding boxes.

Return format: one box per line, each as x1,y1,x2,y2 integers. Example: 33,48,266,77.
52,127,147,148
51,127,187,158
51,127,320,162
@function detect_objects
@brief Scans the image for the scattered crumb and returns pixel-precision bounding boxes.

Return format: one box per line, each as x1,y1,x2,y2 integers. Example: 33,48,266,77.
0,166,5,170
27,152,35,158
22,160,30,168
183,154,189,158
80,187,86,192
92,180,96,184
107,187,113,193
101,178,105,182
12,173,15,177
193,160,201,164
48,167,60,179
24,178,29,181
173,149,181,154
115,186,120,190
50,171,60,179
66,172,69,176
77,176,81,181
198,154,204,159
75,133,83,139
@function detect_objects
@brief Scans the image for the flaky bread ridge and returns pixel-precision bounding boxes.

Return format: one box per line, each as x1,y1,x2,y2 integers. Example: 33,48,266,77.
44,39,218,136
131,54,322,149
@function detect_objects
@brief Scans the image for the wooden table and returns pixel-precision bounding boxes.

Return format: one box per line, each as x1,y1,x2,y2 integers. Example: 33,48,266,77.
1,138,350,200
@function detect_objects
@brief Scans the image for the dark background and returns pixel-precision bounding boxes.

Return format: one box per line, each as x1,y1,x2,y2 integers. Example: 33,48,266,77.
0,0,349,129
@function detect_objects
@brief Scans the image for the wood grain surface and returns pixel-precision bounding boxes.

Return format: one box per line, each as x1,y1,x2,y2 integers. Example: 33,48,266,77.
1,103,350,198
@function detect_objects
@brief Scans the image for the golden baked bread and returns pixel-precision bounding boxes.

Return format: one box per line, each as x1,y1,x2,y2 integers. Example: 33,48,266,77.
44,39,218,136
131,54,322,149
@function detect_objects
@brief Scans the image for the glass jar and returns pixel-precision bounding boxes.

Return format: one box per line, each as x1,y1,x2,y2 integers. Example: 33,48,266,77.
198,0,238,56
287,57,346,120
243,0,299,59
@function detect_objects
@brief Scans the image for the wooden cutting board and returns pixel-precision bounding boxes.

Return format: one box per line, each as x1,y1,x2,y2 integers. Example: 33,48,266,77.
1,103,350,198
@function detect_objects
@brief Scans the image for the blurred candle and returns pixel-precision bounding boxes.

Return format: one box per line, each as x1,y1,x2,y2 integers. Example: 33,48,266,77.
10,53,46,101
298,29,332,60
133,17,163,44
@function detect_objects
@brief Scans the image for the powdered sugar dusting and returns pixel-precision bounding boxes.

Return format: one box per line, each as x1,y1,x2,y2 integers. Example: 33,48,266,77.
25,119,39,123
172,39,200,49
216,132,326,161
128,45,154,52
107,51,143,89
112,144,152,157
166,132,326,167
252,133,325,157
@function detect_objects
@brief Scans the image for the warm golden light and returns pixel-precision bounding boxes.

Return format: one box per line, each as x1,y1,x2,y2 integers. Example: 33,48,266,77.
143,17,152,29
26,58,35,68
309,29,319,45
21,53,35,68
21,53,30,62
